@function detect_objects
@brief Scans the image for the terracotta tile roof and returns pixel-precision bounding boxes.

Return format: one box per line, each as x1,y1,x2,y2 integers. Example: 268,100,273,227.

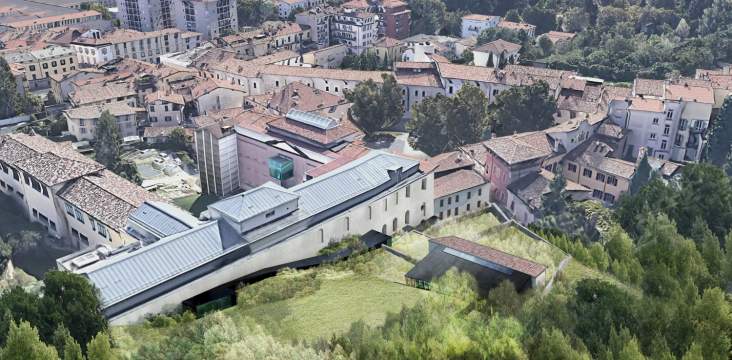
565,138,636,179
474,39,521,54
633,78,665,97
484,131,554,165
373,37,401,48
665,83,714,104
433,169,486,198
305,143,370,178
194,109,280,138
144,90,185,105
437,62,498,82
421,151,474,174
69,82,136,106
254,81,348,113
73,28,200,46
462,14,499,21
58,170,162,230
0,133,97,167
431,236,547,277
428,54,450,63
508,169,589,210
596,123,624,139
64,101,145,119
268,115,359,146
543,31,576,43
459,142,489,166
261,65,390,82
248,50,300,65
497,20,536,32
5,10,100,29
395,71,442,87
341,0,370,9
629,96,664,112
14,152,104,186
191,78,246,99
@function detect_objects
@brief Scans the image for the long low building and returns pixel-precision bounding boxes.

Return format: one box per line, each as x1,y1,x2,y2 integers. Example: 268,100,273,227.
60,151,435,324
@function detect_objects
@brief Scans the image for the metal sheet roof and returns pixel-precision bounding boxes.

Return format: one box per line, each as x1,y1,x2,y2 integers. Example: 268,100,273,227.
286,109,338,130
128,202,194,238
292,152,418,215
208,182,299,222
85,222,224,307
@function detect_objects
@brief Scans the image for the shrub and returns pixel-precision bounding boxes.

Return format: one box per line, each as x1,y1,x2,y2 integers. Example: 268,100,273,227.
237,269,322,307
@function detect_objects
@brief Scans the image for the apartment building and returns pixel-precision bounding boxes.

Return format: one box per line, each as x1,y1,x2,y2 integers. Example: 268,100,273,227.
0,133,159,249
71,28,202,66
144,90,185,126
366,37,403,65
506,169,590,225
561,137,636,205
171,0,237,39
295,7,335,49
116,0,236,39
276,0,325,18
423,151,490,220
331,10,378,54
116,0,170,32
461,14,500,38
382,0,410,39
3,45,78,89
64,101,145,141
221,22,305,59
3,10,103,31
69,82,138,107
607,79,714,162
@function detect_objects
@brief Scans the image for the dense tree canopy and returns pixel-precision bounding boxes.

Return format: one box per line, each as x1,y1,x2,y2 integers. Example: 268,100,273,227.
0,58,39,119
489,81,557,136
94,110,121,170
345,74,403,135
407,85,491,155
237,0,277,27
0,271,107,351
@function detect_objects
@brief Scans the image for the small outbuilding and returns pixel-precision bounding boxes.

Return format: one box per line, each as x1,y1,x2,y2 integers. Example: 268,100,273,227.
405,236,547,294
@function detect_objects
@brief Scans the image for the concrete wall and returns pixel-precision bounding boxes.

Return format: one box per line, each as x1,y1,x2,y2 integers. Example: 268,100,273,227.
236,135,324,190
196,88,246,114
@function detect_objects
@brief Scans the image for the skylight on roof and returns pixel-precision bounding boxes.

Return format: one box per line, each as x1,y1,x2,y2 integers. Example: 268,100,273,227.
286,109,338,130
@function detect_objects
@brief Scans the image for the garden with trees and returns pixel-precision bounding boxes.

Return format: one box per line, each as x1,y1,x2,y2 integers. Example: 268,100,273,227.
407,0,732,80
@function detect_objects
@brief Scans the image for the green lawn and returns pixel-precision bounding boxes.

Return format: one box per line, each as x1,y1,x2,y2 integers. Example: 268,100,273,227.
230,276,426,341
172,193,219,217
393,212,566,280
113,249,428,352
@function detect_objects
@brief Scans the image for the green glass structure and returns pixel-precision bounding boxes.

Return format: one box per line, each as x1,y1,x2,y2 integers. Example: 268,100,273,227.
268,155,294,180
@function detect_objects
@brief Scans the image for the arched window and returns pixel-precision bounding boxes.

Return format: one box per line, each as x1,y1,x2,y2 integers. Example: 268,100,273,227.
392,218,398,232
404,211,410,225
345,216,350,231
381,225,387,234
421,203,426,216
319,229,324,243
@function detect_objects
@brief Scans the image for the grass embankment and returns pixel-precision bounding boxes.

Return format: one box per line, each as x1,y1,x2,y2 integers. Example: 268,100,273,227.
172,193,219,217
392,212,566,279
113,248,427,354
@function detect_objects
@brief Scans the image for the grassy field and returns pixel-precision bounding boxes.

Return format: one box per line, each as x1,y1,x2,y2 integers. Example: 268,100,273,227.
172,193,219,217
392,212,567,279
113,248,428,353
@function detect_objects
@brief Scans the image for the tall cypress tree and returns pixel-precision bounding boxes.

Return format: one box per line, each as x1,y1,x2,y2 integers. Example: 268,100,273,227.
706,96,732,167
630,154,652,194
93,110,121,169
